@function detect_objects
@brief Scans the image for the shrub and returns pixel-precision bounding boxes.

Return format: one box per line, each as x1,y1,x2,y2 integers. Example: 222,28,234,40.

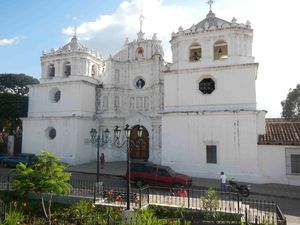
3,202,25,225
200,188,219,210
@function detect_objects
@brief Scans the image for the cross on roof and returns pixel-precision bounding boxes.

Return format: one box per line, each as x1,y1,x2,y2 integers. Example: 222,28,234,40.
139,11,144,32
207,0,215,11
73,26,77,37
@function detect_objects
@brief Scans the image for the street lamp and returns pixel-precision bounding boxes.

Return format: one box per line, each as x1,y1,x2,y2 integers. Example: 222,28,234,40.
113,124,143,210
90,128,110,183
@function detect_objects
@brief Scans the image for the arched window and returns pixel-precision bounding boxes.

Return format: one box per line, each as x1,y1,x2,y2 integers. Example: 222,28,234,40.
64,61,71,77
136,47,144,60
48,64,55,78
91,64,97,77
137,47,144,55
214,40,228,60
189,43,201,61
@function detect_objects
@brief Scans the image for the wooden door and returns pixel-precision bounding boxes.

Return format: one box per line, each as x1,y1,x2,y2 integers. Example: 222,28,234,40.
129,125,149,160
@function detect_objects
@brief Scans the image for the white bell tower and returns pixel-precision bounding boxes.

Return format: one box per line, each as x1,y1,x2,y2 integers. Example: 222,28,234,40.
22,33,104,164
162,4,266,183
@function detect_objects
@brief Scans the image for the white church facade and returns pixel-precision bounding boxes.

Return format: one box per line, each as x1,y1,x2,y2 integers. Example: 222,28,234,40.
22,8,300,185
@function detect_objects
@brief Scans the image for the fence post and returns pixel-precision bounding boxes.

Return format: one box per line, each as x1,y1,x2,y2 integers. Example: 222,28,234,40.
6,176,10,191
0,200,5,221
187,187,190,209
139,188,142,209
245,208,248,225
147,186,150,205
180,212,185,225
93,182,96,203
237,193,240,213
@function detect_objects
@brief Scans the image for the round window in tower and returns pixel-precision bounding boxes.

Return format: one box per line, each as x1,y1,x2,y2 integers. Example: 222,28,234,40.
46,127,56,140
136,78,145,89
49,88,61,103
54,90,61,102
199,78,215,94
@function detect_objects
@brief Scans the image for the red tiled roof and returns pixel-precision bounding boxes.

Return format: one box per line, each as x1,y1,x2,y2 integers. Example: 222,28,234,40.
258,119,300,145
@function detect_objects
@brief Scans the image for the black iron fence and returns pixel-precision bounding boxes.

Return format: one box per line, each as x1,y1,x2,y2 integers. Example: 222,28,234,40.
0,200,5,221
0,175,286,225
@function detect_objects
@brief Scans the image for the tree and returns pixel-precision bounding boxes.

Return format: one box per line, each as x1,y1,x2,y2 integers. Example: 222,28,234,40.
13,151,72,225
0,73,39,133
0,93,28,133
0,73,39,95
281,84,300,120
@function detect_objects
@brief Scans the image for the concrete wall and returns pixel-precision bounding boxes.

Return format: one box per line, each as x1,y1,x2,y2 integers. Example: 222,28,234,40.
258,145,300,186
162,111,263,183
22,117,96,165
164,64,258,112
28,81,96,118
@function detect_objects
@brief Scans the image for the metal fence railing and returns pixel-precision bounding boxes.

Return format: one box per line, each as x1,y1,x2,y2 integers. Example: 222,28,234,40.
0,175,286,225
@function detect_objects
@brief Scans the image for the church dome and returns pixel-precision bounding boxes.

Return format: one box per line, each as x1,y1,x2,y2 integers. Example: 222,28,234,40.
195,10,231,30
61,35,88,52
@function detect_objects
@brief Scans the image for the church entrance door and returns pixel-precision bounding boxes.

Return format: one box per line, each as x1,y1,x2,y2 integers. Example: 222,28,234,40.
130,125,149,160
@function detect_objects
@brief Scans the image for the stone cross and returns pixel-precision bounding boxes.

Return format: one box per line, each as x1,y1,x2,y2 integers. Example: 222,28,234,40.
139,13,144,32
73,26,77,37
207,0,215,11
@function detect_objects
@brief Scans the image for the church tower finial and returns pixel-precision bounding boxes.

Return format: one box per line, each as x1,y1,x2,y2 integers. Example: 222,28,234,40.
137,5,145,41
73,26,77,38
139,9,144,32
206,0,215,12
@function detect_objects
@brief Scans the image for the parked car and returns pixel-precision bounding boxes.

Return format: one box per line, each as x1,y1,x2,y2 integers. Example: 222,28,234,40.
129,161,192,188
0,154,5,166
2,153,36,168
0,154,5,162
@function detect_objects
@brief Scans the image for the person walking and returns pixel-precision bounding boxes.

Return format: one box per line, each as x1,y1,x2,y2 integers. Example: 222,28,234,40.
100,153,105,169
220,171,227,192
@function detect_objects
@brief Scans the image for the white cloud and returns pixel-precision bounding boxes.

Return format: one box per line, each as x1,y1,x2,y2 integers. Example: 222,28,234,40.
61,0,300,118
0,36,24,46
62,0,203,60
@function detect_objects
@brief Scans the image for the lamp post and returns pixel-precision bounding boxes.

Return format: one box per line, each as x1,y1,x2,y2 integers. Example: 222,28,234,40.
90,128,110,183
113,124,143,210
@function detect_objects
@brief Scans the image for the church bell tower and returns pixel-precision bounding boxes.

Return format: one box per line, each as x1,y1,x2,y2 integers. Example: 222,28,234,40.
22,32,104,164
162,2,266,182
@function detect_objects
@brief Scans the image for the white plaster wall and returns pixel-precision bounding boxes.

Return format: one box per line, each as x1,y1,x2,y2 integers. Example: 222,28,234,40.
258,145,300,186
164,64,257,111
162,111,263,183
22,117,96,165
28,81,96,117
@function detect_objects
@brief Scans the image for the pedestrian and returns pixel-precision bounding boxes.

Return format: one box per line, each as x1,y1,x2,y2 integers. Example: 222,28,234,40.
177,186,188,197
100,153,105,169
220,171,227,192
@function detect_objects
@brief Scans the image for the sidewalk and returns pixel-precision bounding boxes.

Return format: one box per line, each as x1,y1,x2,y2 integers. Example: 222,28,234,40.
68,161,300,200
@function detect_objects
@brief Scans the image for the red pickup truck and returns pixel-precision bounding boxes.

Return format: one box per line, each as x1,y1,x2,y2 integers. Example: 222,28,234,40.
129,162,192,188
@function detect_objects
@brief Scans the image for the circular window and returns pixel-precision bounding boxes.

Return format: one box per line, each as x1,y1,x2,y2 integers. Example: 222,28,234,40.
49,128,56,139
49,88,61,103
199,78,215,94
136,79,145,89
54,91,61,102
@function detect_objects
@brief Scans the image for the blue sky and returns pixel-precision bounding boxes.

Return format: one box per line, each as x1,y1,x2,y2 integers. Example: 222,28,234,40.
0,0,122,76
1,0,300,117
